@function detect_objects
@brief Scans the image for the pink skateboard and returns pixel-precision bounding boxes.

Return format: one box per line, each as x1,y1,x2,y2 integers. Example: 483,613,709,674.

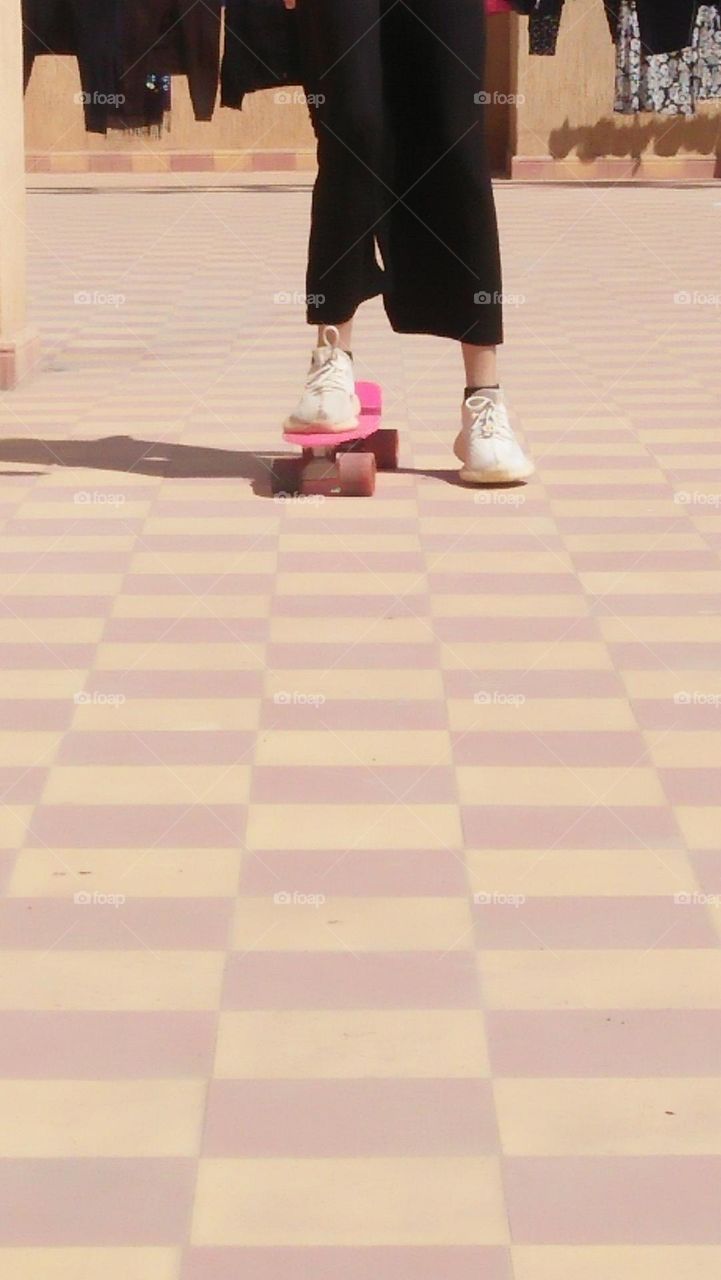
272,382,398,498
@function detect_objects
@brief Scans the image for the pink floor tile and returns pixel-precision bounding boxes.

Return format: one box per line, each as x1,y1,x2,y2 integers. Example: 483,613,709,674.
181,1246,513,1280
203,1079,498,1156
250,766,456,804
452,732,646,766
0,1158,196,1244
487,1010,721,1076
222,951,479,1009
462,806,681,850
473,896,716,949
0,898,232,949
57,731,256,765
504,1156,721,1243
0,1011,216,1076
28,806,247,848
239,849,467,896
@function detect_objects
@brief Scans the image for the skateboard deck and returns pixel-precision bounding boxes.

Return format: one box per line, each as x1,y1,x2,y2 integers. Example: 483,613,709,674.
273,382,398,498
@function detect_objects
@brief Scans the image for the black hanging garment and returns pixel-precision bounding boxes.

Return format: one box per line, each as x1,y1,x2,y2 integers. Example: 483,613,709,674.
221,0,303,110
23,0,122,133
22,0,222,134
114,1,222,131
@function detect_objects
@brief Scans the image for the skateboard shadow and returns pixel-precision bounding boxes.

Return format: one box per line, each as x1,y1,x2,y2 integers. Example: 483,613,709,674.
0,436,478,494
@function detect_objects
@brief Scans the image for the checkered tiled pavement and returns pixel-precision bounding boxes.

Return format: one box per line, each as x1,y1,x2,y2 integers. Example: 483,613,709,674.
1,179,721,1278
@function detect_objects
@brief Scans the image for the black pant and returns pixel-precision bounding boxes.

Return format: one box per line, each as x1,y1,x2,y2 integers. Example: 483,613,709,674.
297,0,503,345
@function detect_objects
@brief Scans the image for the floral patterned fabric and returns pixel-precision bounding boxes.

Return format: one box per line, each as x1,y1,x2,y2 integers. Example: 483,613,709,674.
615,1,721,115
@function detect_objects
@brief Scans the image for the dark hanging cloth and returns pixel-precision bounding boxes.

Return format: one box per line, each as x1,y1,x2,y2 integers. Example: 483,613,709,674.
114,1,222,130
221,0,303,110
22,0,221,134
529,1,620,55
22,0,122,134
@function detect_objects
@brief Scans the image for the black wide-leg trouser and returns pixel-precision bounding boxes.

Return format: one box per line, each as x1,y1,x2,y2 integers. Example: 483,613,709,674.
296,0,503,345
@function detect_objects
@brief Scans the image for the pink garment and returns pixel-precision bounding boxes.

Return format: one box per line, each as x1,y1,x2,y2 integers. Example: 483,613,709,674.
486,0,513,11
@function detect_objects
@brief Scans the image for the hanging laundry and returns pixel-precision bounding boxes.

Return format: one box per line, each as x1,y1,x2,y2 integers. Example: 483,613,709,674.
113,1,222,131
615,2,721,114
22,0,222,134
23,0,122,134
221,0,302,111
529,1,620,56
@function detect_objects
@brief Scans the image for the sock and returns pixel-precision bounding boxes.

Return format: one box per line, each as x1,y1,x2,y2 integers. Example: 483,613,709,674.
464,383,499,400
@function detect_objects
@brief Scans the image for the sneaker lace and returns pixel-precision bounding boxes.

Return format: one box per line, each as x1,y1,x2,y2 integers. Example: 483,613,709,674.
466,393,511,441
307,351,349,399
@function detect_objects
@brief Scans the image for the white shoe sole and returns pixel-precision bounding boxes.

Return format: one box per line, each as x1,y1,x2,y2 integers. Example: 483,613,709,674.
284,395,361,435
458,461,535,485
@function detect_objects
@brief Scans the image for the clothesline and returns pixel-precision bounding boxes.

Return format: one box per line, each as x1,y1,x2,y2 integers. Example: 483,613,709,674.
22,0,721,132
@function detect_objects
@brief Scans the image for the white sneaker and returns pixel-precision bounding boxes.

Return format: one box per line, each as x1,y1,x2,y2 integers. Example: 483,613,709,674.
454,389,534,484
284,325,360,433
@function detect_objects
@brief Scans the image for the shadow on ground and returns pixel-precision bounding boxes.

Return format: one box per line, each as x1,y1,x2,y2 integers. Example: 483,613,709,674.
0,435,477,493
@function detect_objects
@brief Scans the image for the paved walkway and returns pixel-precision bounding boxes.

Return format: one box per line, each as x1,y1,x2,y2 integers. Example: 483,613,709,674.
1,179,721,1279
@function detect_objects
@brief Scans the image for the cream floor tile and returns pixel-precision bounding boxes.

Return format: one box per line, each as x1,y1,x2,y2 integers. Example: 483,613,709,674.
431,595,588,618
8,848,241,898
232,896,472,952
0,1080,205,1156
71,698,261,731
0,951,224,1010
0,1250,179,1280
4,671,89,700
112,594,271,618
254,729,452,767
264,669,444,701
676,808,721,849
623,671,721,699
432,552,574,574
0,808,31,848
95,644,266,671
644,731,721,767
478,950,721,1010
214,1009,489,1078
466,849,695,897
457,766,666,807
580,572,721,596
280,533,421,552
601,617,721,642
440,643,612,671
192,1157,508,1246
0,619,104,643
0,732,62,766
448,698,637,732
41,765,251,805
0,575,123,596
128,553,276,575
246,804,462,851
494,1078,721,1155
276,573,425,596
512,1247,721,1280
268,617,432,644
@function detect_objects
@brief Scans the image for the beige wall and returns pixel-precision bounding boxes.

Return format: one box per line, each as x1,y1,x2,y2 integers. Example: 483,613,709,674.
514,0,721,175
22,4,721,177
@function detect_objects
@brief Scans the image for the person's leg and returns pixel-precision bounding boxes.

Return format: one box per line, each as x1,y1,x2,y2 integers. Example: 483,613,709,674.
379,0,502,346
296,0,386,331
380,0,532,482
284,0,386,432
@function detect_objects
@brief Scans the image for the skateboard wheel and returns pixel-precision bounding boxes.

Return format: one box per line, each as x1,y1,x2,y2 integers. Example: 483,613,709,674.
271,457,302,498
367,428,399,471
338,451,376,497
